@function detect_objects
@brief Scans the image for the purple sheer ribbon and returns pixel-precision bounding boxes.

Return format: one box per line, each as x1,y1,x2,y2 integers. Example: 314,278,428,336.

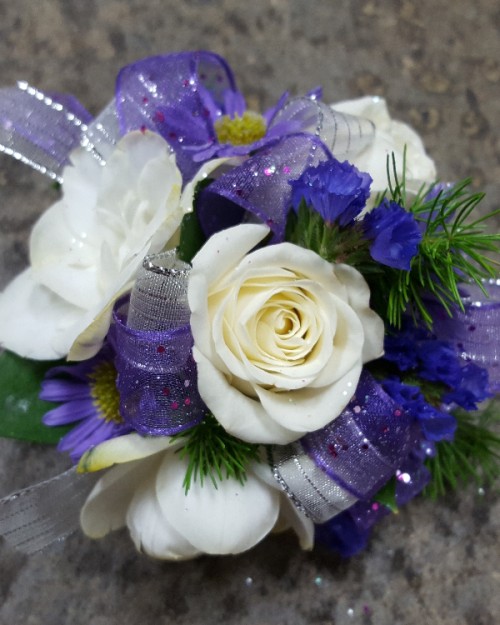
0,52,377,189
270,371,419,523
112,307,205,436
197,134,332,242
0,82,92,182
111,252,206,436
115,51,238,180
267,96,375,160
429,279,500,392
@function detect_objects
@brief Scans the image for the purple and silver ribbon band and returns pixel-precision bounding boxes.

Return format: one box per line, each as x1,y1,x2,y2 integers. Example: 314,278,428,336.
110,251,206,436
269,371,420,523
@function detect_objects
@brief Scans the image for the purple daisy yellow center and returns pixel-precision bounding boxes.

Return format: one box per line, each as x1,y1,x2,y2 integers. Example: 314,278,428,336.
88,361,123,424
214,111,267,146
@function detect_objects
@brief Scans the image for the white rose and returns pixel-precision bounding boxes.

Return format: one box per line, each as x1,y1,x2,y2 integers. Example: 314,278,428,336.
332,96,436,199
188,223,384,444
0,133,224,361
80,433,313,559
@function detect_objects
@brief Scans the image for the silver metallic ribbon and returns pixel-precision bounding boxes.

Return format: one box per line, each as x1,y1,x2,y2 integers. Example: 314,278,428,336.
0,467,98,554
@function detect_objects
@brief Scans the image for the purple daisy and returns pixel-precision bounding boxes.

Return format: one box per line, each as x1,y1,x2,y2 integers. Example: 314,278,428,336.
40,345,132,463
115,52,311,180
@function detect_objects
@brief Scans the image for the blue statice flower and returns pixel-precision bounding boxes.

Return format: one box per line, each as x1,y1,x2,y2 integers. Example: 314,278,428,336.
442,362,491,410
424,182,455,202
40,345,132,462
395,448,432,507
362,199,422,270
381,378,457,442
289,158,372,226
384,333,420,371
315,501,389,558
417,340,463,387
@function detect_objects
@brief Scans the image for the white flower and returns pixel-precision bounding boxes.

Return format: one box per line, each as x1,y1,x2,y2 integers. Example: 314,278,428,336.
0,130,185,360
332,96,436,198
188,223,384,444
79,433,313,560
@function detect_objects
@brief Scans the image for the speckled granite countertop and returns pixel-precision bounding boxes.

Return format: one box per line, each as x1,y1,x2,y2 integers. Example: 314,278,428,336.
0,2,499,624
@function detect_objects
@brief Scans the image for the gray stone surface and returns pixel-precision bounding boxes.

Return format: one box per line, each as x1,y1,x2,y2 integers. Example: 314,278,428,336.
0,1,499,624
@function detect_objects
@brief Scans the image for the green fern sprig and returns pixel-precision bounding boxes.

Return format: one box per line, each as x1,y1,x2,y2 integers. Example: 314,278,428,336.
171,413,261,494
383,155,500,328
424,402,500,499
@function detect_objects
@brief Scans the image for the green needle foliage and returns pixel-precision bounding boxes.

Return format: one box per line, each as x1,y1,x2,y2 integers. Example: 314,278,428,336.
285,201,383,276
424,402,500,499
171,413,261,494
383,154,500,328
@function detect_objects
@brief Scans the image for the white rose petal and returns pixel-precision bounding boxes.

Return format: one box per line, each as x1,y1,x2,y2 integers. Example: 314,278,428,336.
189,223,384,444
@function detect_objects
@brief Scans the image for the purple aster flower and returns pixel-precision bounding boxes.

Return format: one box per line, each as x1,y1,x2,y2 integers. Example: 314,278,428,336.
40,345,132,463
289,158,372,226
115,52,301,181
362,200,422,270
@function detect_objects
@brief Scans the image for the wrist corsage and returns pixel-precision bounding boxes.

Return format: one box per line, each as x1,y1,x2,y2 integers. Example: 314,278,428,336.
0,51,498,560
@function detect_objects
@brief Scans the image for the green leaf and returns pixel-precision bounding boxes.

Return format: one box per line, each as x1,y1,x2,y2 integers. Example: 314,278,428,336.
177,211,206,264
0,350,70,444
373,477,399,513
177,177,213,264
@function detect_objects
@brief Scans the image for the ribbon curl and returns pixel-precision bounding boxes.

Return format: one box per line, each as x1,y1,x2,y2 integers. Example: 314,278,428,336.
111,252,206,436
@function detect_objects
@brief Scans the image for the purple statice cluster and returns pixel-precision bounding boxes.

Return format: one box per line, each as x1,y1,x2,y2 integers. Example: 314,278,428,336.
382,321,491,430
362,199,422,270
289,159,422,271
289,158,372,227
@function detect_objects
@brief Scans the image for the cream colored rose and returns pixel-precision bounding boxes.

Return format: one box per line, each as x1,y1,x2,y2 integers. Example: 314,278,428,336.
188,224,384,444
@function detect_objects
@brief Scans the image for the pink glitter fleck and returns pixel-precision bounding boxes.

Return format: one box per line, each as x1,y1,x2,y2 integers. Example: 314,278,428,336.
170,401,179,410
